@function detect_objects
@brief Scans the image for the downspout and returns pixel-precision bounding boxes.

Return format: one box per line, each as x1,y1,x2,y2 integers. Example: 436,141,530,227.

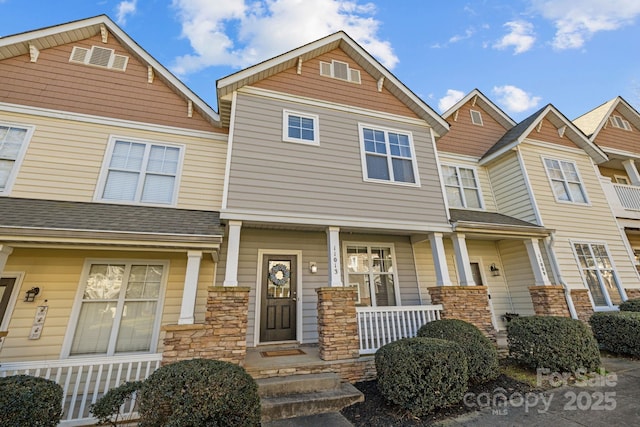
544,235,578,319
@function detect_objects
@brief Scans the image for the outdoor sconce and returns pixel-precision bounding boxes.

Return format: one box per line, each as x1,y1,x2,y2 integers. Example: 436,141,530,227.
309,262,318,274
490,264,501,277
24,287,40,302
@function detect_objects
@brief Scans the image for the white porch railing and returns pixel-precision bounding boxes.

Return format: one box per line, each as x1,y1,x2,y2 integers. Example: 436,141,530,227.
356,304,443,354
0,353,162,426
613,183,640,211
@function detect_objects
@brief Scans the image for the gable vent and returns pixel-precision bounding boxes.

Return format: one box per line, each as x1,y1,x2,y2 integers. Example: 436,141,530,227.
610,115,632,131
319,60,361,84
69,46,129,71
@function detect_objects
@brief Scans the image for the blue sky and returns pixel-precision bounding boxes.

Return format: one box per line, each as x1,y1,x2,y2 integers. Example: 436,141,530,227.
1,0,640,122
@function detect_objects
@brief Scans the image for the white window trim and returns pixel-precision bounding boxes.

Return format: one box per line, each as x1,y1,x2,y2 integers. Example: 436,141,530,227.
470,109,484,126
0,272,25,332
614,174,630,185
60,258,169,358
358,123,421,187
441,163,485,210
0,122,35,195
342,242,402,307
282,109,320,145
94,135,185,207
542,156,590,205
570,240,626,311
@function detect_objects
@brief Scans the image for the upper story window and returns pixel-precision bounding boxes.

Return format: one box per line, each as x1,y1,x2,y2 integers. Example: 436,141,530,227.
610,115,631,131
573,243,623,310
98,138,183,205
283,110,319,145
470,110,483,126
65,260,167,356
359,124,419,185
345,244,399,307
543,158,588,204
0,123,34,194
319,60,361,84
442,165,482,209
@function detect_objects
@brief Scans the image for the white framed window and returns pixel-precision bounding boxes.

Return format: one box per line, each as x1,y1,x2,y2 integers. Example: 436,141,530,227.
470,109,483,126
282,110,319,145
358,124,419,185
614,175,630,185
344,244,400,307
319,60,361,84
442,164,483,209
573,243,623,310
0,123,35,194
97,137,184,205
610,115,631,131
62,260,168,357
543,158,588,204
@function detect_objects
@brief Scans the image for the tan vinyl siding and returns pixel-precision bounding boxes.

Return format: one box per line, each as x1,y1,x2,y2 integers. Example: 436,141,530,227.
253,48,418,119
438,153,497,211
519,143,640,292
594,109,640,153
487,151,538,224
437,101,511,157
0,33,221,132
226,92,448,225
496,240,536,316
1,248,214,362
1,110,226,210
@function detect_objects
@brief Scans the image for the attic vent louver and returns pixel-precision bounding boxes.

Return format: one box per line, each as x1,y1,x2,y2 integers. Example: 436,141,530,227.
610,115,632,131
69,46,129,71
319,60,361,84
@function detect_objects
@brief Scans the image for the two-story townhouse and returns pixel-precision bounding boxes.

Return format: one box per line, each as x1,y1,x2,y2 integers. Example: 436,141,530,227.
0,16,229,423
574,97,640,300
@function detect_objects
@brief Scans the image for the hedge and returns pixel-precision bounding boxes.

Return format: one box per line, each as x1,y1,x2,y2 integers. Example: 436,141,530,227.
590,311,640,357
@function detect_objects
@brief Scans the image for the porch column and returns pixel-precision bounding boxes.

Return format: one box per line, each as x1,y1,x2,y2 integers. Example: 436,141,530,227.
223,221,242,287
0,245,13,275
524,238,551,286
622,159,640,186
429,233,451,286
451,233,475,286
326,227,343,287
178,250,202,325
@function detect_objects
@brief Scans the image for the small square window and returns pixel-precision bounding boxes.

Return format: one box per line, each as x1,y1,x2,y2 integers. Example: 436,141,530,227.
283,110,319,145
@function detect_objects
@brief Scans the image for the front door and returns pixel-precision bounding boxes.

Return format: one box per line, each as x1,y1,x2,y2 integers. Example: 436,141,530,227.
260,255,297,342
0,277,17,326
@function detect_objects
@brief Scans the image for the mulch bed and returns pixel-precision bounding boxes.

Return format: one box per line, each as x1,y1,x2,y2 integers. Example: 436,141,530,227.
340,374,539,426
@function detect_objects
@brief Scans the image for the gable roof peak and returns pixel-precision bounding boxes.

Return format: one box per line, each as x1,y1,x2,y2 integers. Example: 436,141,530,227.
441,89,516,129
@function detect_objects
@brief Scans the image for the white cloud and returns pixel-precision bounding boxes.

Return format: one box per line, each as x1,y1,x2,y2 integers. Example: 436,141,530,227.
438,89,465,112
530,0,640,49
492,85,541,113
116,0,137,25
493,21,535,54
449,28,475,44
170,0,398,75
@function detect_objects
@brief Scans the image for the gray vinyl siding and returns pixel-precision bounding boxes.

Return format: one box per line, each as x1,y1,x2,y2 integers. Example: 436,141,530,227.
487,152,538,224
226,91,449,225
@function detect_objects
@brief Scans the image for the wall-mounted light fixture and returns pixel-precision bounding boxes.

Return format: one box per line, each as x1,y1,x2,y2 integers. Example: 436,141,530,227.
309,262,318,274
490,264,501,277
24,287,40,302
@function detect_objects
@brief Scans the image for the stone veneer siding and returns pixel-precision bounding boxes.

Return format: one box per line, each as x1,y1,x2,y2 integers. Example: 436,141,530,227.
427,286,495,338
529,286,571,317
316,287,360,361
570,289,594,323
246,356,377,383
626,288,640,299
162,286,250,366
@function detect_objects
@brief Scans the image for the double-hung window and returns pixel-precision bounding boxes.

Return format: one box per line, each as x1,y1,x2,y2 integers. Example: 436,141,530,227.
345,244,399,307
573,243,623,309
543,158,587,203
442,165,482,209
99,138,182,205
283,110,319,145
359,124,418,185
66,261,167,356
0,124,34,194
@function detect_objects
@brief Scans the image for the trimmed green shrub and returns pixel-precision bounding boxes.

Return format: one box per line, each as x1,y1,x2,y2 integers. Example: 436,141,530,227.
619,298,640,312
137,358,260,427
90,380,142,426
417,319,499,384
375,337,468,417
507,316,600,372
590,311,640,357
0,375,63,426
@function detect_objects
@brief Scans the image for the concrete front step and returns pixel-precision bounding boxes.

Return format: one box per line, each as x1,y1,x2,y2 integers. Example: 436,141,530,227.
257,373,364,423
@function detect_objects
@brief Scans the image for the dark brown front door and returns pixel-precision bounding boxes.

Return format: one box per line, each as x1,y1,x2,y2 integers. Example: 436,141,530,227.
0,277,17,324
260,255,297,342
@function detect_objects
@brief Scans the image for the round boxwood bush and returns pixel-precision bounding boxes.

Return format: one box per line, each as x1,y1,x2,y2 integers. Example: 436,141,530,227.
417,319,499,384
619,298,640,312
375,337,468,417
507,316,600,372
137,359,260,427
0,375,63,426
590,311,640,357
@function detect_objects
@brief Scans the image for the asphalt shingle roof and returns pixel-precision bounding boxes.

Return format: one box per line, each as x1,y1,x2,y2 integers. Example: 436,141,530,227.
449,209,541,228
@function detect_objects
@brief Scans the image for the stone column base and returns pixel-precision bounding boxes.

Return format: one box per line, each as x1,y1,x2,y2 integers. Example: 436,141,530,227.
427,286,495,338
316,287,359,361
528,285,570,317
570,289,594,323
625,288,640,300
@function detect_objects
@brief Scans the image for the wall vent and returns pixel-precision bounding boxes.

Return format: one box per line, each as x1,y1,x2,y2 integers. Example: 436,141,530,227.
69,46,129,71
319,60,361,84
